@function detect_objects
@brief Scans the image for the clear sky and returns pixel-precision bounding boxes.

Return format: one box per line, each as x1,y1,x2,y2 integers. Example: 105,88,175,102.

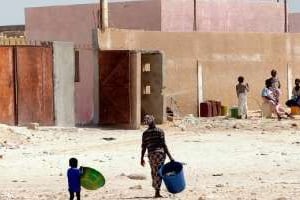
0,0,299,26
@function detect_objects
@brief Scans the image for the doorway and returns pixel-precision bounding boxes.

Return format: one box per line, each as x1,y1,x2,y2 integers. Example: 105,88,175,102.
141,52,164,124
99,50,164,128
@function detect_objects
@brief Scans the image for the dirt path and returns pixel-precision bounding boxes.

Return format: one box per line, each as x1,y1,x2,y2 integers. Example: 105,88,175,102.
0,118,300,199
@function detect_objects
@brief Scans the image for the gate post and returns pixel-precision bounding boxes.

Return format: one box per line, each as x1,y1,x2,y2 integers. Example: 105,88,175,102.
130,51,141,129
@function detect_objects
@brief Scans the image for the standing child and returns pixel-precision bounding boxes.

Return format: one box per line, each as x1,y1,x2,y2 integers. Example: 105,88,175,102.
236,76,249,119
67,158,82,200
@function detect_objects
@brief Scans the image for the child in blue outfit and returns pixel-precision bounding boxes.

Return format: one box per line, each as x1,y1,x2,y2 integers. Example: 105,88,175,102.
67,158,82,200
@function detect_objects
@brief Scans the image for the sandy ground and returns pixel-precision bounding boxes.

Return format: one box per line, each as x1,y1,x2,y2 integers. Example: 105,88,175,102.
1,114,300,200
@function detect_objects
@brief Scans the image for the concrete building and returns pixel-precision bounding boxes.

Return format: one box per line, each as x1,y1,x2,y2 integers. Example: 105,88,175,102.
25,0,290,127
289,13,300,33
98,29,300,128
0,25,25,38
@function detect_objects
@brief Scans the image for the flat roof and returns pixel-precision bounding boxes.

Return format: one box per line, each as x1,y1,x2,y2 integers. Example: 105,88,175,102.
0,25,25,32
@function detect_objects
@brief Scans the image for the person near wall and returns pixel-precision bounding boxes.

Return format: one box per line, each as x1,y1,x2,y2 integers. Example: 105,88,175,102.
236,76,249,119
286,79,300,108
268,69,281,102
269,69,281,89
141,115,174,198
262,79,292,120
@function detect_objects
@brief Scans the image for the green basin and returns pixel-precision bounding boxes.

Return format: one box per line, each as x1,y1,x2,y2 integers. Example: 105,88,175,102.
81,167,105,190
230,107,239,118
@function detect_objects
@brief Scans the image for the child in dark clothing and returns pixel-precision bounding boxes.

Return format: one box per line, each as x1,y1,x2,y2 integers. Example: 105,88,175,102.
286,79,300,107
67,158,82,200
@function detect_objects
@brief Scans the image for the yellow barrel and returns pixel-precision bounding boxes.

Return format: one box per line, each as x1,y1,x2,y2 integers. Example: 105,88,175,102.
221,106,228,116
291,106,300,115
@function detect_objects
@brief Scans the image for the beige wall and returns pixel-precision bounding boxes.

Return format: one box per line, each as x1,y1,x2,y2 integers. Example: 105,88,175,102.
98,29,300,116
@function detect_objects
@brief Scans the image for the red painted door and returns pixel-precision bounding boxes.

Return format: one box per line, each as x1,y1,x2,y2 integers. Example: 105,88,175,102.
0,47,15,125
99,51,131,125
16,47,54,125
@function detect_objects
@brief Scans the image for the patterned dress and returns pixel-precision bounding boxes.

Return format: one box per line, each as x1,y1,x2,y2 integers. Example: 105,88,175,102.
236,83,249,117
142,127,166,190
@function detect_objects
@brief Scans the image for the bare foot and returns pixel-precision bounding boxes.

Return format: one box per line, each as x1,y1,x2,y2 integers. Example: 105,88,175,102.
286,113,295,119
277,114,282,121
154,194,163,198
155,190,163,198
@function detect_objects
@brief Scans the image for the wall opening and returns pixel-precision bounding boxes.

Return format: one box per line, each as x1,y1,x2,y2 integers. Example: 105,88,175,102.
141,52,164,124
74,50,80,82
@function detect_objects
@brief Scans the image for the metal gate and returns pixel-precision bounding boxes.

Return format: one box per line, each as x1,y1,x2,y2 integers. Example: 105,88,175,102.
99,51,131,125
16,47,54,126
0,47,15,125
0,46,54,126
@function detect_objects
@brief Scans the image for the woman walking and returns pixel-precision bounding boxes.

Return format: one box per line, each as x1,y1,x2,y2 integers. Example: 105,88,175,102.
141,115,174,198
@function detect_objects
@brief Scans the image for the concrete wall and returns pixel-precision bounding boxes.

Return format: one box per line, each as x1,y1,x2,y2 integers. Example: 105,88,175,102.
53,42,75,127
25,4,98,125
98,29,300,116
161,0,194,32
25,0,286,123
196,0,285,32
160,0,285,32
130,52,141,129
109,0,161,30
289,13,300,33
287,36,300,94
25,2,161,124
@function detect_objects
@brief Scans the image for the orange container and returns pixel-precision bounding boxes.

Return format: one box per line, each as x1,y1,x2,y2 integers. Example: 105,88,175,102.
291,106,300,115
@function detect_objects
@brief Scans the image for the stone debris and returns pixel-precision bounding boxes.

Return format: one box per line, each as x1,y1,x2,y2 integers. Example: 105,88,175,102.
27,123,39,130
127,174,147,180
216,184,224,188
182,114,200,126
102,137,116,141
119,173,126,177
291,123,298,127
129,185,142,190
212,173,223,177
167,115,174,122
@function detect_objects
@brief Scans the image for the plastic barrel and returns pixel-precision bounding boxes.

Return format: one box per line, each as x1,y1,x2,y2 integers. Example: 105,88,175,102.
80,167,105,190
200,102,212,117
230,107,239,118
159,161,186,194
291,106,300,115
221,106,228,116
216,101,222,116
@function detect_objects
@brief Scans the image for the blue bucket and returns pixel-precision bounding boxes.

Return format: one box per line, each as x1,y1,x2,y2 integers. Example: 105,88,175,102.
159,161,186,194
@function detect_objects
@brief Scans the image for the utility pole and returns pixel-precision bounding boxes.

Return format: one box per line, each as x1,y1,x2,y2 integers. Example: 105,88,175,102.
193,0,197,31
100,0,108,32
284,0,288,32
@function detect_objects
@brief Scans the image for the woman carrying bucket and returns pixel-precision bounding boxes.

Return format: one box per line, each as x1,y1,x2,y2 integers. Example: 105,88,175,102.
141,115,174,198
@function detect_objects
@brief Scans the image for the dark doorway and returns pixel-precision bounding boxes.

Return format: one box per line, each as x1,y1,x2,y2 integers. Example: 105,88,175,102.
99,50,131,126
99,50,164,128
